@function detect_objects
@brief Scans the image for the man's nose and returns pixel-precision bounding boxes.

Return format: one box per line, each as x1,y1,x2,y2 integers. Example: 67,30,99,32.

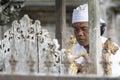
78,30,84,36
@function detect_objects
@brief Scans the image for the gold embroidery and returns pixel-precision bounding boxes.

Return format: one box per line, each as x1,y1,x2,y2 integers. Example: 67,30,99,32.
67,35,89,74
101,38,118,76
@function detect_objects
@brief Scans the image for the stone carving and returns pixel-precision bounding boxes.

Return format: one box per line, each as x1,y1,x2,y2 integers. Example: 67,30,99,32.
9,54,17,73
0,40,3,71
27,54,35,73
0,0,24,25
0,15,63,74
44,54,52,75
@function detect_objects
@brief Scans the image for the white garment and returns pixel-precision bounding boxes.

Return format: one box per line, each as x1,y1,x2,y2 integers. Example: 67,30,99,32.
74,36,120,77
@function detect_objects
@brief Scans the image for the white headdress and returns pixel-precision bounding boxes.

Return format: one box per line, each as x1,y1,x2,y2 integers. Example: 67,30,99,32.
72,4,105,24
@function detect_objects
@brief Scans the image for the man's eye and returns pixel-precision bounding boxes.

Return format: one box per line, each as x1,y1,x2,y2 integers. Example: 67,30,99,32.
82,27,88,31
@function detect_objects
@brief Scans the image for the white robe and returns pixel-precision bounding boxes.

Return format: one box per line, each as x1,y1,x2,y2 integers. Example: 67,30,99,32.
74,36,120,77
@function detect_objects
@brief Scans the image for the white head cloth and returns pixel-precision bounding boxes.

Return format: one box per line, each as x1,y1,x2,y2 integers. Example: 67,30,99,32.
72,4,105,24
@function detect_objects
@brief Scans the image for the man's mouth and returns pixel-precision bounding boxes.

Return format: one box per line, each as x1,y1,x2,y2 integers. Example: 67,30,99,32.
79,39,85,42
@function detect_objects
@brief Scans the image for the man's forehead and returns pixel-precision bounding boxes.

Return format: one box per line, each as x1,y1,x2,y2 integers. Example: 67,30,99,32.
72,22,89,27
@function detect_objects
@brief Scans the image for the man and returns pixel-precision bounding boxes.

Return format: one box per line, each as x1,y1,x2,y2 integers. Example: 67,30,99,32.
71,4,120,77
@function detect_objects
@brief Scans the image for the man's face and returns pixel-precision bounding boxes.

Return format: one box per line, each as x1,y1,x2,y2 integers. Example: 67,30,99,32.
72,22,89,46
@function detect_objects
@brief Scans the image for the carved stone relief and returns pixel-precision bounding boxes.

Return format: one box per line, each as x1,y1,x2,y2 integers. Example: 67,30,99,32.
0,15,69,75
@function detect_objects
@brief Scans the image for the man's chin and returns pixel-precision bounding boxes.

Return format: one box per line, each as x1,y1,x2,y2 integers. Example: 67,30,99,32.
79,42,88,46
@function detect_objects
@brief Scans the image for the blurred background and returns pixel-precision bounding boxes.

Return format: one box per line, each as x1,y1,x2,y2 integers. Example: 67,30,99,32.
0,0,120,48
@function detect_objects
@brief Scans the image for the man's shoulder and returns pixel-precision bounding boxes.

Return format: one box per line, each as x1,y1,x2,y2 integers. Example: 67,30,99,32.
101,36,107,43
74,43,85,51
